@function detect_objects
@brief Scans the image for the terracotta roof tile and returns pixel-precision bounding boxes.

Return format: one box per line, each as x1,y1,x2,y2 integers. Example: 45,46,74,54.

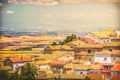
111,74,120,80
81,36,99,44
10,57,32,63
87,74,104,80
111,64,120,71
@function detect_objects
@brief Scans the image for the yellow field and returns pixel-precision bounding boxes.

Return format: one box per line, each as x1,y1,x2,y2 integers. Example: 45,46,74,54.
0,51,66,60
0,51,43,58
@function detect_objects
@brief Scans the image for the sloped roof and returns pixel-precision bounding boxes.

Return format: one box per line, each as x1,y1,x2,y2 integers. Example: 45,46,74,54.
50,60,67,65
111,64,120,71
10,57,32,63
77,44,103,48
61,45,73,50
35,59,51,65
65,40,86,46
95,50,112,55
103,42,120,47
91,31,109,39
81,36,99,44
49,45,61,50
87,74,104,80
111,74,120,80
103,30,117,36
73,64,89,70
89,63,102,70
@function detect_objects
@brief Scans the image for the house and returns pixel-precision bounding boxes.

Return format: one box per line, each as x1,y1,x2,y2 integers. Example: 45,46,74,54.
94,50,112,63
103,30,117,38
64,62,73,74
73,64,89,75
35,59,52,77
74,51,93,62
4,57,32,70
35,59,51,71
90,31,110,43
111,50,120,63
111,64,120,76
65,40,86,47
44,45,61,54
88,63,102,74
49,60,68,74
111,38,120,42
103,42,120,51
0,58,12,70
74,44,103,53
110,74,120,80
100,63,114,77
87,74,105,80
44,45,74,54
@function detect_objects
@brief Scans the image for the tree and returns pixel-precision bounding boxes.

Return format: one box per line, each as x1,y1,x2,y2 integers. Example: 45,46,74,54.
9,69,19,80
0,70,10,80
54,75,61,80
85,76,91,80
20,63,38,80
52,42,57,46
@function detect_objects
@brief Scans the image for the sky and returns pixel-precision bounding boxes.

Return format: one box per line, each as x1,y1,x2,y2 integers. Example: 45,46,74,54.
0,0,120,32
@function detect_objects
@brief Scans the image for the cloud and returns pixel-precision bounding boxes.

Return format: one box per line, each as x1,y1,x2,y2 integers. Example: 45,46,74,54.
6,10,14,14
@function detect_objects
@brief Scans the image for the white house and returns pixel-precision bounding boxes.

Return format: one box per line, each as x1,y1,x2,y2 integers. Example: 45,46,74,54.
4,57,32,70
94,50,112,63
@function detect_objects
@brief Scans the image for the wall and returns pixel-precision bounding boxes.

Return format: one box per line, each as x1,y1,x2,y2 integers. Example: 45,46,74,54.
94,54,111,63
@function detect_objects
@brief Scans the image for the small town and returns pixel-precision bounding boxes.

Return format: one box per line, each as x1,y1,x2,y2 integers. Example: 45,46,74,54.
0,0,120,80
0,30,120,80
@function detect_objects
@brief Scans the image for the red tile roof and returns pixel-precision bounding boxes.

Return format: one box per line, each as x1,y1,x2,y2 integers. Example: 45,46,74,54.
10,57,32,63
111,74,120,80
50,60,67,65
81,36,99,44
87,74,104,80
111,64,120,71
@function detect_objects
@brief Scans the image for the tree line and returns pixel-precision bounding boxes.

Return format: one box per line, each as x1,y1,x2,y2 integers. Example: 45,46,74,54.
52,34,76,46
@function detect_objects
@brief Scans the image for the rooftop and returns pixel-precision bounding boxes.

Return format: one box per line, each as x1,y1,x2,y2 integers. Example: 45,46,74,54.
87,74,104,80
65,40,86,46
73,64,89,70
35,59,51,65
89,63,102,70
9,57,32,63
103,30,117,36
91,31,109,39
111,64,120,71
50,60,67,65
111,74,120,80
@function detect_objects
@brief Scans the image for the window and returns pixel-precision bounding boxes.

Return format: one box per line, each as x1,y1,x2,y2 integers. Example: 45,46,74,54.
104,57,107,61
88,50,91,53
80,72,83,74
113,57,115,60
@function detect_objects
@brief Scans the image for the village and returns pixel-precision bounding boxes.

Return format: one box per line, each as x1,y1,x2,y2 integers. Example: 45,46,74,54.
0,30,120,80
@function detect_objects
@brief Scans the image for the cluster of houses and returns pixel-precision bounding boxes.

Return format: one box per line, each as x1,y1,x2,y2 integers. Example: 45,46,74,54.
0,30,120,80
